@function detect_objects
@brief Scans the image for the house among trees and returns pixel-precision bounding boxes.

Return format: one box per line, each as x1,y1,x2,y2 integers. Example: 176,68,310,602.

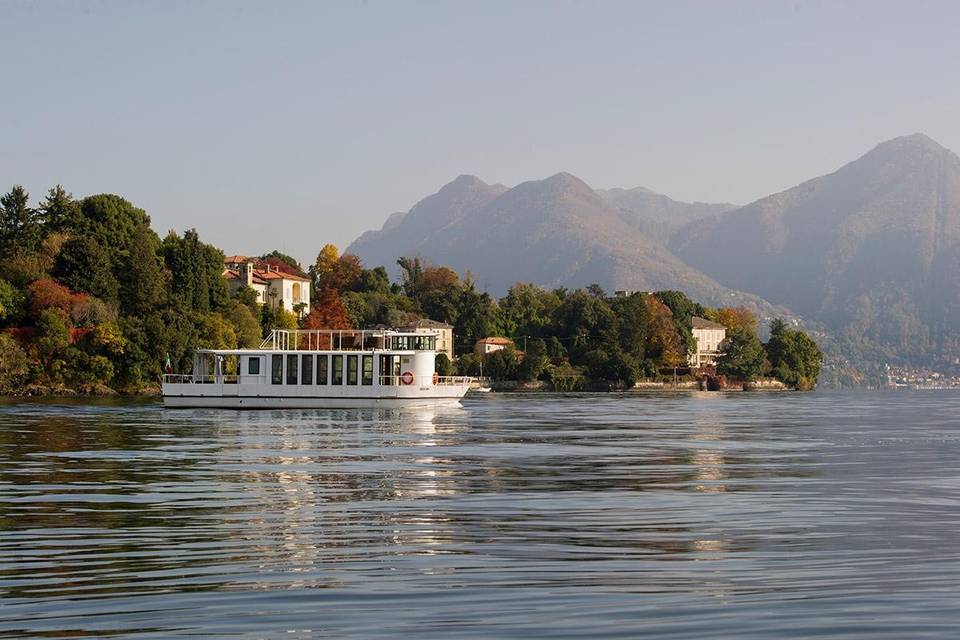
396,318,454,361
475,336,514,355
223,255,310,313
689,316,726,367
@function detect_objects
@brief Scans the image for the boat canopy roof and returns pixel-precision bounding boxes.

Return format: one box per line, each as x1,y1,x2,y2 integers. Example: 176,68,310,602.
247,328,439,352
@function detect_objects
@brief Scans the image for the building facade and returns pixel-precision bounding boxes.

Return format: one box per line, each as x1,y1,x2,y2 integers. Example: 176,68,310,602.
475,337,514,355
689,317,727,367
223,256,311,314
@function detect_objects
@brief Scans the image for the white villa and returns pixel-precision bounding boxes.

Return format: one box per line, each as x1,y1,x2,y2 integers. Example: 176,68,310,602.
689,317,727,368
223,256,311,313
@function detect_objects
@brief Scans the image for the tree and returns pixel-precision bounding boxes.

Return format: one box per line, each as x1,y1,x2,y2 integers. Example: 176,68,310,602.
261,250,305,276
710,307,758,333
435,353,454,377
517,338,549,381
0,277,26,327
26,278,76,320
0,334,29,392
645,295,685,367
716,327,766,382
34,308,71,371
160,229,227,313
765,319,824,390
584,347,639,387
121,226,166,316
223,300,262,347
40,185,79,232
310,244,340,288
302,289,353,330
53,236,120,303
0,185,42,256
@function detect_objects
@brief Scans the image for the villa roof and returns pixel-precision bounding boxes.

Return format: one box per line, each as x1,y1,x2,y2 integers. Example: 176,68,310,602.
223,255,249,264
477,336,514,345
692,317,727,330
401,318,453,329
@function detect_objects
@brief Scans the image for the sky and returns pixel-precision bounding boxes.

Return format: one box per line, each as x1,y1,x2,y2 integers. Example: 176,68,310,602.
2,0,960,267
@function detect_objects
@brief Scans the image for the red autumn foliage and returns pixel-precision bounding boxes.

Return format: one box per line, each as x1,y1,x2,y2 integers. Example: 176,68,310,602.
301,288,355,349
26,279,86,321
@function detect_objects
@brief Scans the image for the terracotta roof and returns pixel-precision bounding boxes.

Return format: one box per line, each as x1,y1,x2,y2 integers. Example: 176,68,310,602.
223,255,249,264
692,317,727,330
477,337,514,345
256,269,310,282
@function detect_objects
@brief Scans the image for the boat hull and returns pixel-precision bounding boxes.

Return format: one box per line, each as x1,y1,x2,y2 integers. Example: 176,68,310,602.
161,381,472,409
162,394,468,409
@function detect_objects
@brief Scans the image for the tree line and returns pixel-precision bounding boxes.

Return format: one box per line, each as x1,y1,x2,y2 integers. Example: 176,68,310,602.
0,185,822,394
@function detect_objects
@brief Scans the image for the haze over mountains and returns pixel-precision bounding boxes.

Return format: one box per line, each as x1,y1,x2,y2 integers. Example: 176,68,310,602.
348,133,960,367
348,173,775,313
672,133,960,364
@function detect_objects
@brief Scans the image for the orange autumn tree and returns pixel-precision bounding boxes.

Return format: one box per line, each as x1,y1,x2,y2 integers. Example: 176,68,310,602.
709,306,758,333
644,294,686,368
301,288,354,349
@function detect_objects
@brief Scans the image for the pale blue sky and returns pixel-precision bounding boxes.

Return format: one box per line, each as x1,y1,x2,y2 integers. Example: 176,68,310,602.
2,0,959,267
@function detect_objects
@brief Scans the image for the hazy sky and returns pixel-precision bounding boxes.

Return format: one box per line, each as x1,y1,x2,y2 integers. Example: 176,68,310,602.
3,0,959,267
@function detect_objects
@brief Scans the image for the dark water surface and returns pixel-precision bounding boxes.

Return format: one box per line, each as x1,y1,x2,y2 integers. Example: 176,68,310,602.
1,392,959,638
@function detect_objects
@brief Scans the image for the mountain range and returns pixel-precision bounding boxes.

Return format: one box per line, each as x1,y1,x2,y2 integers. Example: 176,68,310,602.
347,133,960,368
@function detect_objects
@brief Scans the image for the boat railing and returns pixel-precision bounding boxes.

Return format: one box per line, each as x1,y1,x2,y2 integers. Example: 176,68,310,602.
259,329,391,351
162,374,238,385
376,375,473,386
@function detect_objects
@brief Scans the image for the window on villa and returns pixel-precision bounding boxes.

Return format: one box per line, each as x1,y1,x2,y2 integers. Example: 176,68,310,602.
292,283,301,304
271,355,282,385
248,357,261,375
301,355,313,385
347,355,358,385
332,355,343,385
317,355,328,385
286,354,298,385
362,355,373,385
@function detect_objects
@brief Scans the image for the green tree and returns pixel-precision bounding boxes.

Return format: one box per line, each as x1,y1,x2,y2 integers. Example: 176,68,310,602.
0,185,41,256
223,301,262,347
40,185,79,232
0,277,26,327
0,334,29,392
34,308,71,373
53,236,120,303
716,327,766,381
121,226,166,315
160,229,227,313
435,353,454,377
765,319,824,390
517,338,549,381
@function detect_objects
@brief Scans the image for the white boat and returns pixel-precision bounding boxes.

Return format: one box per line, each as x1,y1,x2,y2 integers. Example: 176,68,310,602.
162,328,473,409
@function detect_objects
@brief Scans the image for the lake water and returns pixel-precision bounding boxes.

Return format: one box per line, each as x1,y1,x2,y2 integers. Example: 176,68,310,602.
1,391,959,638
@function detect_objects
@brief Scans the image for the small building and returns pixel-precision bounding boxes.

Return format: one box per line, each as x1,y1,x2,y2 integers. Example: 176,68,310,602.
475,336,514,355
690,317,727,367
396,318,454,362
224,256,311,314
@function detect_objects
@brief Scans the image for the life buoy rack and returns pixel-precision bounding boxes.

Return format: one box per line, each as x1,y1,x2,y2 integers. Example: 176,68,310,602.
432,371,439,385
400,370,415,385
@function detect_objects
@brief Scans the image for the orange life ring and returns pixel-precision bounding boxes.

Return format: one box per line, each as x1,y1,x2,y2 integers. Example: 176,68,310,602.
432,371,439,385
400,370,415,385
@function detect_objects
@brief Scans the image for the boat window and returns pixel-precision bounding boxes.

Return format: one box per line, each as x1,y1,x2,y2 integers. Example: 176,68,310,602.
286,354,298,385
271,355,282,385
362,355,373,385
248,357,261,376
379,355,393,385
332,355,343,385
317,355,328,385
347,355,358,385
301,355,313,385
